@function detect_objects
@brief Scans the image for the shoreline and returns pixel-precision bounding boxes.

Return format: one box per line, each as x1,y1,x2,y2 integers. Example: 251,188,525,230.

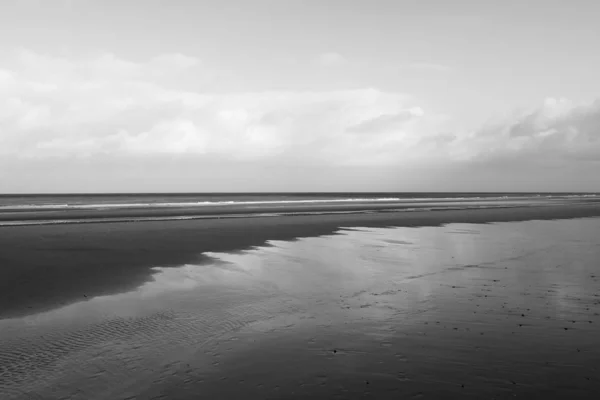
2,202,600,319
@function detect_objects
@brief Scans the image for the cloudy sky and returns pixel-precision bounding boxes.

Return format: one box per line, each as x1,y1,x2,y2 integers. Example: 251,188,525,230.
1,0,599,193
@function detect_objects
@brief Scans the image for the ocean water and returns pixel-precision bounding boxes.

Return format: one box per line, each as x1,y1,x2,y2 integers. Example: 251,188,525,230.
1,217,600,399
0,192,597,226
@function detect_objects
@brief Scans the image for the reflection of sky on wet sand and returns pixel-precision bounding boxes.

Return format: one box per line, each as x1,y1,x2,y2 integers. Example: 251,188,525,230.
2,218,600,399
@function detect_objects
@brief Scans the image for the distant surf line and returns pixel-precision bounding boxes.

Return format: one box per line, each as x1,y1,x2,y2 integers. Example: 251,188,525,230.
0,194,587,212
0,204,548,227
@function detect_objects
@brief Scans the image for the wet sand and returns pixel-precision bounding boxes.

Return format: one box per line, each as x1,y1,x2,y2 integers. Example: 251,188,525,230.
1,202,600,319
1,205,600,399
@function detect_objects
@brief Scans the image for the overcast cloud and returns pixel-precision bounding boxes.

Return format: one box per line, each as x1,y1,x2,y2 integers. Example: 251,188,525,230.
1,0,599,192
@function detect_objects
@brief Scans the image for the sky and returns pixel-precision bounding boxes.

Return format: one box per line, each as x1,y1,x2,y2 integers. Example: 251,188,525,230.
1,0,599,193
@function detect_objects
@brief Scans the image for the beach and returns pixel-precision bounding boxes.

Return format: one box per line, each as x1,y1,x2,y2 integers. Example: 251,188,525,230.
2,201,600,399
4,0,600,398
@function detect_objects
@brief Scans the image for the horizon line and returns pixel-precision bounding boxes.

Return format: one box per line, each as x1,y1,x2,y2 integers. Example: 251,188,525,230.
1,191,598,196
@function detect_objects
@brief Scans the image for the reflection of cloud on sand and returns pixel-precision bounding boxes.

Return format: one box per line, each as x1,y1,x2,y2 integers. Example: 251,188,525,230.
139,259,253,294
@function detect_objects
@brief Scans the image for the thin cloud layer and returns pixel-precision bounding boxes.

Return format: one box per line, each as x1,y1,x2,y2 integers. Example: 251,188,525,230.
1,50,599,172
406,62,451,72
316,52,346,67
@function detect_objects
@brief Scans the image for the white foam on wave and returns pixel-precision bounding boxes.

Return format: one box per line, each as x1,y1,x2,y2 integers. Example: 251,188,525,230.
0,195,558,211
1,197,403,210
0,199,557,227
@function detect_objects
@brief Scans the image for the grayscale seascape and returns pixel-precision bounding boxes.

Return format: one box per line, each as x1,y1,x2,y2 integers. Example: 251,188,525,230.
2,1,600,399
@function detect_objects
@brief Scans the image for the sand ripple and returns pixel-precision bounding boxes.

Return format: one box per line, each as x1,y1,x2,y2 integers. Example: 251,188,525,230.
0,291,300,399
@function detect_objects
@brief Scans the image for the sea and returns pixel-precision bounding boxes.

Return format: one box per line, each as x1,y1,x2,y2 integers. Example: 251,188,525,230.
0,192,597,226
